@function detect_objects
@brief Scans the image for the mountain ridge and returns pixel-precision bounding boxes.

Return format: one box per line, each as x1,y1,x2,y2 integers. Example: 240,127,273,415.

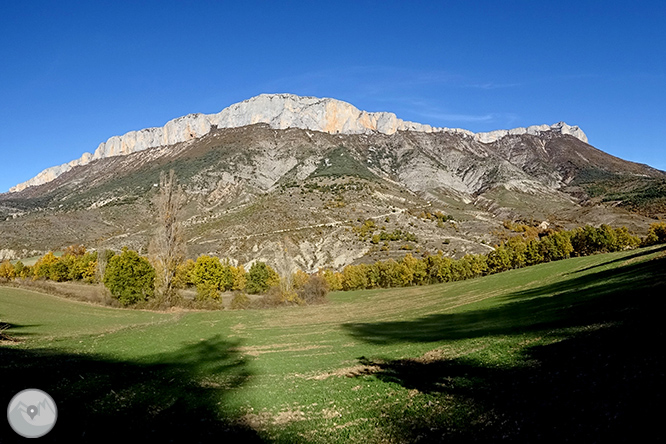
10,93,588,192
1,119,662,271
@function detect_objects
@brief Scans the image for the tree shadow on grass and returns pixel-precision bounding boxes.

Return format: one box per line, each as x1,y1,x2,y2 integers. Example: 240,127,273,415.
344,254,665,442
0,335,263,443
0,321,39,341
343,253,666,345
566,244,666,275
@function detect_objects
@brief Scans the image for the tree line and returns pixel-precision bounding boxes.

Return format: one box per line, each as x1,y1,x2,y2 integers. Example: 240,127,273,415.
2,169,665,309
1,221,664,307
318,222,666,291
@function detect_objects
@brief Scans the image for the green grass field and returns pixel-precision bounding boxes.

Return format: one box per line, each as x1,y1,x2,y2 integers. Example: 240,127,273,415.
2,245,664,442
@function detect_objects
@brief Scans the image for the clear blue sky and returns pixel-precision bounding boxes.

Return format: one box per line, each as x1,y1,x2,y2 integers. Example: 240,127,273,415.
1,1,664,192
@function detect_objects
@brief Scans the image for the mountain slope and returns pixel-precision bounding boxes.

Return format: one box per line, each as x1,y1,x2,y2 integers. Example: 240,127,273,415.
1,95,663,270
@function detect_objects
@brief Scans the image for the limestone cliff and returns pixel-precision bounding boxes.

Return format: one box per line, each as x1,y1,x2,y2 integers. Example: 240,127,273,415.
10,93,587,192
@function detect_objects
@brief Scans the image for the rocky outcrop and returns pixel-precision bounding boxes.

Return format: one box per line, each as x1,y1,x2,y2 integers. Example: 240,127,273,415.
9,94,588,192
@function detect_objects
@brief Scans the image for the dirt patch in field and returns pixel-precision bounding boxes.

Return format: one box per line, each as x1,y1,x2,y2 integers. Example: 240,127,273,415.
232,343,331,357
303,363,383,381
241,408,306,429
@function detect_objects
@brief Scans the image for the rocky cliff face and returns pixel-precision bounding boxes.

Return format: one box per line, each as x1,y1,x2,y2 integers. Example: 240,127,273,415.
10,94,587,192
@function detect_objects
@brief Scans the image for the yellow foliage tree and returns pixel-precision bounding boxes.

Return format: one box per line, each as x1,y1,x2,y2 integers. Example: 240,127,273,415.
33,252,59,280
318,269,343,291
231,265,247,291
0,261,15,281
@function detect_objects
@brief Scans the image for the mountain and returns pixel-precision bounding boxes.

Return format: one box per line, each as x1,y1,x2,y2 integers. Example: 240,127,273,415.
9,94,590,192
1,94,664,271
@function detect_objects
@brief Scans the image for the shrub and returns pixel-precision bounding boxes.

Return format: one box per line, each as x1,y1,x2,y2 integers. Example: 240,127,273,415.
196,282,221,302
230,292,251,309
296,275,329,305
103,249,156,306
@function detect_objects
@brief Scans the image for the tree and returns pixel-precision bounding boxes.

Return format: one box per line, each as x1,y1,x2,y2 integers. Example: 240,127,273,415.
246,262,279,294
49,260,70,282
486,245,512,274
191,255,225,299
642,222,666,246
174,259,196,289
0,261,15,281
230,265,247,291
97,250,115,283
425,253,453,284
540,231,573,262
63,244,86,258
68,251,98,283
33,252,59,280
103,248,156,306
150,169,187,305
318,268,343,291
13,261,25,278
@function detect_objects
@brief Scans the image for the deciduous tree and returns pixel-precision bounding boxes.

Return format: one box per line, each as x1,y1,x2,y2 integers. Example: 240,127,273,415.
103,248,156,306
150,170,187,305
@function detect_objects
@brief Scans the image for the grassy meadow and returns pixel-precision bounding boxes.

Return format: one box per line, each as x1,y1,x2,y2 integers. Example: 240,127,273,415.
1,245,664,442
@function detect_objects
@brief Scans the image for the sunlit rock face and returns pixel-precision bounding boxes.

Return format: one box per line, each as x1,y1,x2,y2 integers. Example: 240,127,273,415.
9,93,587,192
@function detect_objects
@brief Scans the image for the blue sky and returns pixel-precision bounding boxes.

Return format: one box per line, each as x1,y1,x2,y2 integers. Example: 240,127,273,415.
1,1,664,192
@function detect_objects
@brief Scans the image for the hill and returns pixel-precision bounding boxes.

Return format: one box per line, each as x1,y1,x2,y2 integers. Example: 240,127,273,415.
1,245,664,442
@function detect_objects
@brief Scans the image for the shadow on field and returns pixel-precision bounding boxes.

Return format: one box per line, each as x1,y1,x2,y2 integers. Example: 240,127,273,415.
344,252,666,344
345,254,665,442
0,321,39,340
566,244,666,275
0,335,263,443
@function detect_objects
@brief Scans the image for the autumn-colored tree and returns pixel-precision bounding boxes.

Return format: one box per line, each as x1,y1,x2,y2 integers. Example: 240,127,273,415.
17,263,32,279
318,269,343,291
191,255,227,299
376,260,402,288
642,222,666,246
66,251,98,282
150,170,187,305
173,259,196,289
505,236,527,269
614,226,640,250
424,253,453,284
33,252,59,280
452,256,474,281
401,253,429,286
525,239,544,266
341,264,368,291
291,269,310,290
466,254,488,278
49,260,70,282
540,231,573,262
230,265,247,291
0,261,15,281
63,244,87,258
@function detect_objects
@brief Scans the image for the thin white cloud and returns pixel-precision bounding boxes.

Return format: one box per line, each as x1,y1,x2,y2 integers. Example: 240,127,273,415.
417,111,497,123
